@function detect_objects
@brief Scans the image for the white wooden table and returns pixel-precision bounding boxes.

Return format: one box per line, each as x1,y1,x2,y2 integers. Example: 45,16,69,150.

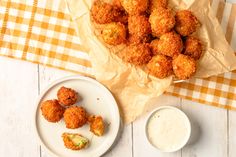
0,56,236,157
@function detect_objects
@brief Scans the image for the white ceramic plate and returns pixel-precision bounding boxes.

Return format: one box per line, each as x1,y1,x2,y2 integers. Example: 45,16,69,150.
34,75,121,157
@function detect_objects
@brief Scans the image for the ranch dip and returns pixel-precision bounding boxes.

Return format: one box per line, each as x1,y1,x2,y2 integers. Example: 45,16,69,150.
146,107,190,152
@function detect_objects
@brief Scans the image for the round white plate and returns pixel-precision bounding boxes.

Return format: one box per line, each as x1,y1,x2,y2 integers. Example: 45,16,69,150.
34,75,121,157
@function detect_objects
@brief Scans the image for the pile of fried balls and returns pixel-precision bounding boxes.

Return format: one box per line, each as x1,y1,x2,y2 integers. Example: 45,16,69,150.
91,0,203,80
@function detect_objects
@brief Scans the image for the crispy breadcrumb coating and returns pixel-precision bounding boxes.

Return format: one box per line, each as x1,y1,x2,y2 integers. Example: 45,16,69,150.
40,99,65,123
102,22,127,45
150,39,159,55
175,10,200,36
64,106,87,129
120,0,149,15
62,133,89,150
147,55,173,79
57,86,78,106
172,54,196,80
150,0,168,12
158,31,183,57
121,43,152,65
149,7,175,37
184,36,202,60
128,15,151,43
88,115,105,136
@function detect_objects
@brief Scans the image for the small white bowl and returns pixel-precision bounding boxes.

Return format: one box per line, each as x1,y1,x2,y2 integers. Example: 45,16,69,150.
145,106,191,152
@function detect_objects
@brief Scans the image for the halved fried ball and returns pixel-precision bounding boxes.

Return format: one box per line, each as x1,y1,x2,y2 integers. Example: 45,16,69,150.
172,54,196,80
57,86,78,106
150,39,159,55
121,43,152,65
40,99,65,123
175,10,200,36
91,0,121,24
158,31,183,57
102,22,126,45
64,106,87,129
128,15,151,43
62,133,89,150
150,0,168,12
147,55,173,79
149,7,175,37
88,115,105,136
120,0,148,15
183,36,202,60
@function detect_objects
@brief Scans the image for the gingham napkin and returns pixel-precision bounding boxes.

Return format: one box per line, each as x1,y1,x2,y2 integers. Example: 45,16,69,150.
0,0,235,109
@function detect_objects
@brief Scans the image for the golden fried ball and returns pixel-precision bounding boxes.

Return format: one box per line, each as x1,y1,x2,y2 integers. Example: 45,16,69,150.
62,133,89,150
121,43,152,65
102,22,126,45
149,7,175,37
184,36,202,60
91,0,121,24
128,15,151,43
175,10,200,36
158,31,183,57
150,0,168,12
120,0,148,15
147,55,173,79
57,86,78,106
64,106,88,129
150,39,159,55
40,99,65,123
172,54,196,80
88,115,105,136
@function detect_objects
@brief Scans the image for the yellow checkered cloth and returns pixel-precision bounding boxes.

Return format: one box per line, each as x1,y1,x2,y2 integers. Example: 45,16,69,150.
0,0,235,109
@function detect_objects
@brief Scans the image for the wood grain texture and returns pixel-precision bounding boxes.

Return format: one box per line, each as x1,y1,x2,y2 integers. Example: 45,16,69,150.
0,57,40,157
229,111,236,157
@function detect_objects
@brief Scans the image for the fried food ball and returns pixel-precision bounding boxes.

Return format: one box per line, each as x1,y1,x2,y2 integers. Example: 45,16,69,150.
120,0,148,15
128,15,151,42
149,7,175,37
150,39,159,55
175,10,200,36
62,133,89,150
64,106,87,129
101,22,126,45
57,86,78,106
147,55,173,79
112,0,123,9
172,54,196,80
91,0,121,24
88,115,105,136
150,0,168,12
183,36,202,60
121,43,152,65
40,99,65,123
158,31,183,57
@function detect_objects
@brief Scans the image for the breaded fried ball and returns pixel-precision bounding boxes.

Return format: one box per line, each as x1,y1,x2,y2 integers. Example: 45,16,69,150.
120,0,148,15
175,10,200,36
150,0,168,12
64,106,87,129
57,86,78,106
91,0,121,24
150,39,159,55
102,22,126,45
122,43,152,65
62,133,89,150
184,36,202,60
158,31,183,57
88,115,105,136
172,54,196,80
112,0,123,9
147,55,173,79
40,99,64,123
149,7,175,37
128,15,151,42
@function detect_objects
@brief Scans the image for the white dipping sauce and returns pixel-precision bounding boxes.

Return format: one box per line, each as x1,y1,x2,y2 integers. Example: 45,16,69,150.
147,107,190,152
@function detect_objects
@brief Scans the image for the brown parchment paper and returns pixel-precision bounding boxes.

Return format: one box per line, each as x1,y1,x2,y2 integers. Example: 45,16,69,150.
65,0,236,124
